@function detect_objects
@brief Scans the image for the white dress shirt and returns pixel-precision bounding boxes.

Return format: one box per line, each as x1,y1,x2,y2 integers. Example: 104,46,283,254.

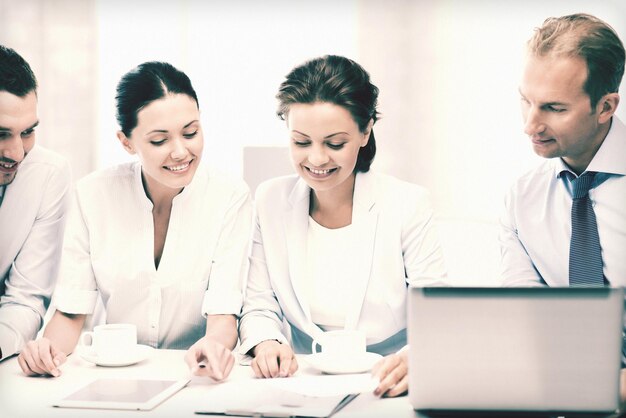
0,146,71,360
500,116,626,287
53,162,252,350
239,171,448,356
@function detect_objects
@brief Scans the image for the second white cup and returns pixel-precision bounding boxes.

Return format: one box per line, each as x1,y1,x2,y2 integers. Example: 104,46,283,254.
80,323,137,361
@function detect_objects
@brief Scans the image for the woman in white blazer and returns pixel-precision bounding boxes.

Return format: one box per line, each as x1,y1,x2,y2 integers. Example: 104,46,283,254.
239,55,447,397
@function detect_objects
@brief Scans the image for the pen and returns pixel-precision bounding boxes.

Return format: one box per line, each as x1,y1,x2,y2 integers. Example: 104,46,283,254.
226,411,295,418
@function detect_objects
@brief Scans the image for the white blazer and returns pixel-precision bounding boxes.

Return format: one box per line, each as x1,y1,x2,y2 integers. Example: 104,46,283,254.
239,171,447,356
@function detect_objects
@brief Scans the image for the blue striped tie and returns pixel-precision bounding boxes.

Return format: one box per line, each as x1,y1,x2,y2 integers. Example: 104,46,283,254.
569,172,605,287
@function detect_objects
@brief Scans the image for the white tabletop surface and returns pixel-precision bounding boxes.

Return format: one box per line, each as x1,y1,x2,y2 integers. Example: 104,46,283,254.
0,347,415,418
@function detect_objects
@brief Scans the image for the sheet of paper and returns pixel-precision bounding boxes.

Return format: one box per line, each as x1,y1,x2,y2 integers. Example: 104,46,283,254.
264,373,379,397
194,373,377,417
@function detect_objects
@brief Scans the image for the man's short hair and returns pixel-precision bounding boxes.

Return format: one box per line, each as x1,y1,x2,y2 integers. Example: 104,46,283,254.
0,45,37,97
527,13,625,108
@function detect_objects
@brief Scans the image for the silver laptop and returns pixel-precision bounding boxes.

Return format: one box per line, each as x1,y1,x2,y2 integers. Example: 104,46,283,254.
408,286,623,413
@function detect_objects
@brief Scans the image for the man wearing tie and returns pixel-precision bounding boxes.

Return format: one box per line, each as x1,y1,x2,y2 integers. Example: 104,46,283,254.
0,45,71,360
500,12,626,393
501,13,625,288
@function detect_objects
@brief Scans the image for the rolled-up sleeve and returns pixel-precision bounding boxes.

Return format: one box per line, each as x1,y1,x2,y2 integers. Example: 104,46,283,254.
52,188,99,315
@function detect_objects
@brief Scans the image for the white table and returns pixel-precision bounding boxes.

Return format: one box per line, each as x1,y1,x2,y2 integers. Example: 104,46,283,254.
0,348,414,418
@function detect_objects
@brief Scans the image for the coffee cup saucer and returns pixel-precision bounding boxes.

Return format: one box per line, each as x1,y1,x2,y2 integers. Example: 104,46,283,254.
79,344,154,367
304,352,382,374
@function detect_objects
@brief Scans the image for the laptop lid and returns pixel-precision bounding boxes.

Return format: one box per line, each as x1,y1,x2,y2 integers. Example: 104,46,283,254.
408,287,623,413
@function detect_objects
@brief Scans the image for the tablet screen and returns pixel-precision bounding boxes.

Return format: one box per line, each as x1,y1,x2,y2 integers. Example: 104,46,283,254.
54,378,189,410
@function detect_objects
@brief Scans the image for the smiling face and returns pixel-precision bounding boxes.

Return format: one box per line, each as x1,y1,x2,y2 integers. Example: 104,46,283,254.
519,54,615,174
0,91,38,186
118,93,202,197
287,102,370,196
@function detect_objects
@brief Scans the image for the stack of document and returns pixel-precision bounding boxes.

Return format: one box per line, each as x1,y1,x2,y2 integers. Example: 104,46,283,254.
195,374,378,417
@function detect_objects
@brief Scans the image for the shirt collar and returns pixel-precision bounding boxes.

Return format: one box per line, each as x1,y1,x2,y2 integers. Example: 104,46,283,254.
133,162,153,210
555,159,573,180
587,116,626,175
555,116,626,179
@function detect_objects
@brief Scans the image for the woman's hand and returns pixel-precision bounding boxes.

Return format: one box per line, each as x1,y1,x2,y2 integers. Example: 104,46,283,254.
185,336,235,381
251,340,298,378
371,351,408,397
17,338,67,377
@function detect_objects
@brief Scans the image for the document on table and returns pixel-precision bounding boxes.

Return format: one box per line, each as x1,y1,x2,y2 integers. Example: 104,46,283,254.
194,373,379,417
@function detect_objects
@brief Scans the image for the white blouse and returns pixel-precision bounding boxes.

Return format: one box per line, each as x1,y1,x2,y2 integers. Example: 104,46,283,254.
53,162,252,349
306,217,359,330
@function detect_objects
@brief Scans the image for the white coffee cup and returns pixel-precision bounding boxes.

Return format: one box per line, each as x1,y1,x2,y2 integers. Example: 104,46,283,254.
311,329,366,358
80,323,137,361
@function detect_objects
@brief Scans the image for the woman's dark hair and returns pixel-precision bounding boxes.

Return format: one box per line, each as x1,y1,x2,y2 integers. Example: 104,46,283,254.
115,61,199,137
276,55,379,173
0,45,37,96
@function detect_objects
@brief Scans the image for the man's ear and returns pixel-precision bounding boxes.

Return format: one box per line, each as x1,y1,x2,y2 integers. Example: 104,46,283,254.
361,119,374,147
117,131,136,155
597,93,620,124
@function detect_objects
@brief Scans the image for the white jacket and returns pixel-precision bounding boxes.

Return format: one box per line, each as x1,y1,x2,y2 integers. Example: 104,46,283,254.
239,171,447,356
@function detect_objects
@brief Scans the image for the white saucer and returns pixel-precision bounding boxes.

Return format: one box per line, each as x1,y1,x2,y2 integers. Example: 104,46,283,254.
80,344,154,367
304,352,383,374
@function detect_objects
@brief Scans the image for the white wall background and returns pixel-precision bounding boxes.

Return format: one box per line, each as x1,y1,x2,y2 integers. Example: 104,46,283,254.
2,0,625,285
96,0,359,175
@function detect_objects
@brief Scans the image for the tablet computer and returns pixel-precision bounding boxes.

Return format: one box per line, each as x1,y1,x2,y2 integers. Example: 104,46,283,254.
53,378,189,411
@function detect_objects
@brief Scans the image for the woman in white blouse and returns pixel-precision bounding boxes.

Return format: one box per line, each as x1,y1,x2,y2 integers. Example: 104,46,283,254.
239,55,447,397
18,62,252,380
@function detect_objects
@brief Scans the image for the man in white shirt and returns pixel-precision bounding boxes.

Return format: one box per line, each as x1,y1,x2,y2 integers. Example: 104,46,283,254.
0,45,71,360
501,13,625,289
500,13,626,395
